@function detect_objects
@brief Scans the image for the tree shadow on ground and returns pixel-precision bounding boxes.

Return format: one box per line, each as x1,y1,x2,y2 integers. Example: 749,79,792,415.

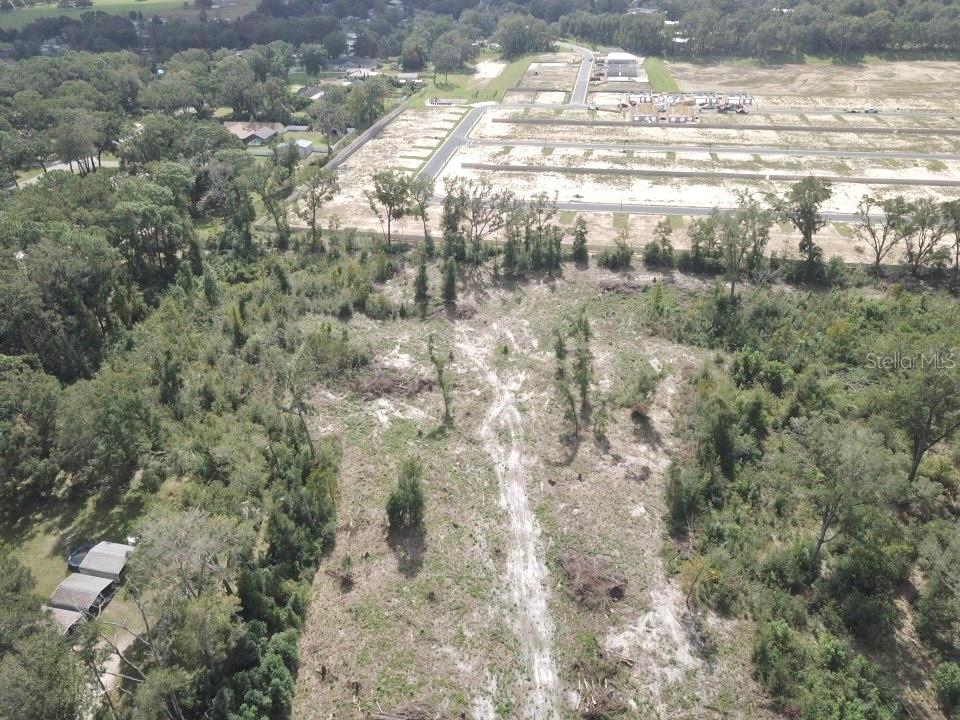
386,525,427,578
631,412,663,448
1,480,146,562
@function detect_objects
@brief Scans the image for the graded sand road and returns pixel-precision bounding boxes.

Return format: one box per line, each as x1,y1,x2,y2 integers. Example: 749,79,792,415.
457,327,559,720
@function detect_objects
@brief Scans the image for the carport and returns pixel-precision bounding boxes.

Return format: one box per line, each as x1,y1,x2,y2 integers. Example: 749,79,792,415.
78,541,135,581
42,605,85,635
48,574,114,615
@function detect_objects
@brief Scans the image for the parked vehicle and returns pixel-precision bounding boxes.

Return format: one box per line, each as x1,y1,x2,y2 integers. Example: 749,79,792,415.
67,543,94,573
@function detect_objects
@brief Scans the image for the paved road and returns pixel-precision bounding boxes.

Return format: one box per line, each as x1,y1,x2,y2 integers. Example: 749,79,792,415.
734,107,960,120
564,43,594,106
468,138,960,161
20,158,119,186
418,105,487,182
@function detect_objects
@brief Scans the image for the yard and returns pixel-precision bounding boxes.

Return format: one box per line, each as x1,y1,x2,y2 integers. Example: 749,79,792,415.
644,57,679,91
408,53,537,108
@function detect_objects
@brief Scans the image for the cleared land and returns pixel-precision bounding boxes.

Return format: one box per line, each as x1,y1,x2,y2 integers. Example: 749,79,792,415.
669,57,960,110
314,51,960,263
293,264,773,720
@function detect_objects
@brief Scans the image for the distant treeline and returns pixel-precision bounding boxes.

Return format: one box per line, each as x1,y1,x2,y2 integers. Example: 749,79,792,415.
2,0,959,59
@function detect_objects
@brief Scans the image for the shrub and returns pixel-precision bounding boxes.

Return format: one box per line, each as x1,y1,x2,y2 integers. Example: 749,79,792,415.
597,238,633,270
615,357,661,417
753,619,808,700
386,458,425,531
935,662,960,715
363,293,393,320
665,463,706,535
760,540,817,593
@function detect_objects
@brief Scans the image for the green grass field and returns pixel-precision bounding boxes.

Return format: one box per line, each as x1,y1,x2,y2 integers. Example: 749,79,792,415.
0,0,255,29
409,54,536,108
644,57,679,92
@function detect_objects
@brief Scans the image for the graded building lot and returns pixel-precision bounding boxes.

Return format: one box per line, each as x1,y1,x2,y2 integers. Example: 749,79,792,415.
307,105,466,227
472,107,960,153
518,52,582,90
311,52,960,265
668,58,960,111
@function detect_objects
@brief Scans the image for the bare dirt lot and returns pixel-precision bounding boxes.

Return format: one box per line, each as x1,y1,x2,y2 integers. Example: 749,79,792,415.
519,52,581,90
669,58,960,110
293,264,775,720
304,105,465,229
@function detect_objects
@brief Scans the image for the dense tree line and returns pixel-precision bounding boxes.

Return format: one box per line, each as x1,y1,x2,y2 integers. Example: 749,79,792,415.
558,0,960,57
631,209,960,718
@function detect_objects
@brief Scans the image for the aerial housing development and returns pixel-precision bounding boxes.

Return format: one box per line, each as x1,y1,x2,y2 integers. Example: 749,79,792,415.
2,1,960,719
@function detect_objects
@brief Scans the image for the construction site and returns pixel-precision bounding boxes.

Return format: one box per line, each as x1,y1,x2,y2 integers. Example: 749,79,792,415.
305,46,960,261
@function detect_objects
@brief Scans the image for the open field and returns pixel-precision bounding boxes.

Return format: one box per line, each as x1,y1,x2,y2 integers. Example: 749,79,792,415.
293,262,774,719
408,54,538,109
0,0,255,28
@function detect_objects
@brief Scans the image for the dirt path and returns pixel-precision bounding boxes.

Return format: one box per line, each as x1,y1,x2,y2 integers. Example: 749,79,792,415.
456,326,559,720
603,361,704,709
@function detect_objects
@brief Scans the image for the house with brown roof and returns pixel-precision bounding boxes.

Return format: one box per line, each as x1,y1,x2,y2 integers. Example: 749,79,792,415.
222,121,287,146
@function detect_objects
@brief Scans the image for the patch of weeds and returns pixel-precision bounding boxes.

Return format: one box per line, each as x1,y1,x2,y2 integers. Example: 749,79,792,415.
541,146,555,156
612,212,629,230
583,148,593,158
669,215,684,230
559,210,576,224
709,152,719,161
833,222,854,238
928,159,948,172
493,340,511,369
666,151,677,161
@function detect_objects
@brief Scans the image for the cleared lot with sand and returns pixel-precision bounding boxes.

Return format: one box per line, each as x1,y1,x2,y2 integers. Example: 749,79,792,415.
669,58,960,111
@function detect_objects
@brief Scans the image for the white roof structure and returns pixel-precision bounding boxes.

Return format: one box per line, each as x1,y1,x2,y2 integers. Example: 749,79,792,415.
49,574,114,613
78,541,135,580
42,605,85,635
606,51,641,63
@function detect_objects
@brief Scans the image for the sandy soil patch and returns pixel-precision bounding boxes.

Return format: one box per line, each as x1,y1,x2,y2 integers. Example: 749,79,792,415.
669,59,960,110
302,105,464,228
534,91,567,104
474,60,507,81
472,107,960,153
455,142,960,182
440,143,960,213
503,90,539,104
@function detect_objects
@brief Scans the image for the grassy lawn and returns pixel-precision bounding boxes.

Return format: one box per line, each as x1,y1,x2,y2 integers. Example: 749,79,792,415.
644,57,679,92
0,0,256,29
409,54,537,108
286,130,329,147
1,480,166,597
0,0,184,29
